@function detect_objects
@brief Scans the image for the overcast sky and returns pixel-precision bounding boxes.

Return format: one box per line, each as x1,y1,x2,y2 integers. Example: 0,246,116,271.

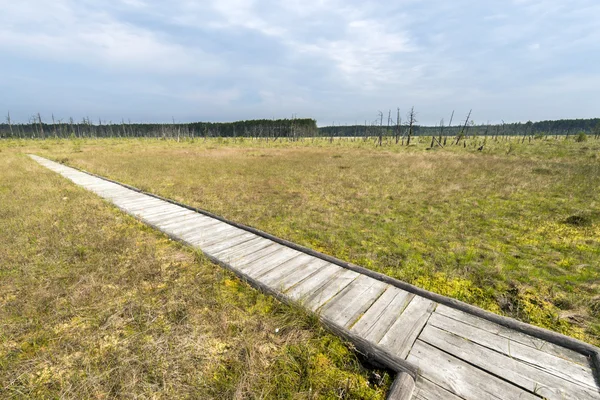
1,0,599,126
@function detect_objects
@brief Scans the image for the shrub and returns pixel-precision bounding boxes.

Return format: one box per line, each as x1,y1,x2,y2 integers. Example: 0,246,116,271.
576,132,587,142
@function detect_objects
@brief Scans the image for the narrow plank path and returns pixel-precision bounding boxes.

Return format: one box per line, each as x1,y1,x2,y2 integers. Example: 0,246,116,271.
30,155,600,400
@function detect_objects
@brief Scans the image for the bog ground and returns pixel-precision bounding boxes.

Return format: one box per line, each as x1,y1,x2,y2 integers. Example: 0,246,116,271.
0,146,390,399
1,136,599,397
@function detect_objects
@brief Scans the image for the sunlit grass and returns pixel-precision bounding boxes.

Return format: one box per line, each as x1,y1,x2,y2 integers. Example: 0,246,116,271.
5,135,600,348
0,148,390,399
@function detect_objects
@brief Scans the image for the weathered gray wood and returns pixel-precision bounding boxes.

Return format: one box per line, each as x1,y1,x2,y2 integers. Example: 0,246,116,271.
240,248,301,278
199,227,249,249
427,312,598,390
224,242,283,269
284,263,342,300
150,210,200,226
435,304,590,366
386,372,414,400
154,212,214,230
420,323,600,400
186,224,242,247
114,195,161,206
116,200,166,213
302,269,360,312
115,194,165,206
412,377,463,400
132,206,184,221
175,219,223,239
321,275,388,328
408,340,540,400
201,232,257,255
138,207,190,221
351,287,414,343
379,296,436,359
257,254,317,288
158,215,217,233
273,258,330,292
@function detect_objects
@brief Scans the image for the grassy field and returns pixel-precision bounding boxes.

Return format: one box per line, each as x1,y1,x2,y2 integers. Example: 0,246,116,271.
0,147,392,399
11,135,599,347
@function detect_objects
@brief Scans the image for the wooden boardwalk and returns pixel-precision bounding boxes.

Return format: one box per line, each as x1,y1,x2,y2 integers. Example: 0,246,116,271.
31,155,600,400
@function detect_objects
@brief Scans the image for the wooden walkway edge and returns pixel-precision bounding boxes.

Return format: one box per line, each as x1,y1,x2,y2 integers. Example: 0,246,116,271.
30,155,600,400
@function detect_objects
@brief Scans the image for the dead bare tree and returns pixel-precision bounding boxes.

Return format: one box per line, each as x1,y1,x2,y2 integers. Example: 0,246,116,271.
406,107,416,146
6,111,13,137
37,113,44,139
395,108,401,144
455,109,471,145
378,111,384,146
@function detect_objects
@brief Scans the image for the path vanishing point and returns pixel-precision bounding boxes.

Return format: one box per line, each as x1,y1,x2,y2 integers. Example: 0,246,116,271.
30,154,600,400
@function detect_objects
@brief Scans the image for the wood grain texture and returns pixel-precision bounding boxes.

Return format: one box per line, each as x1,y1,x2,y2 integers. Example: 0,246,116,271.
420,323,600,399
274,258,330,292
351,287,414,343
412,377,463,400
386,372,414,400
321,275,388,329
435,304,590,366
407,340,540,400
303,269,360,312
379,296,436,359
427,311,598,391
215,240,280,267
284,263,342,301
239,247,301,278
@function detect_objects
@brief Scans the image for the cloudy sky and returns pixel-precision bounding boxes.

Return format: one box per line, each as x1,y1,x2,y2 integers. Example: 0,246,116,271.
1,0,599,125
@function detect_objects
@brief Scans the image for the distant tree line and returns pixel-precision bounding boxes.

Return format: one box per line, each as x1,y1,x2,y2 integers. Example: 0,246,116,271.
0,114,318,139
319,117,600,138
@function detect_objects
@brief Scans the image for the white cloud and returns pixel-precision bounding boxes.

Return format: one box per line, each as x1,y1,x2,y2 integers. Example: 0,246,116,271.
0,0,222,75
1,0,599,124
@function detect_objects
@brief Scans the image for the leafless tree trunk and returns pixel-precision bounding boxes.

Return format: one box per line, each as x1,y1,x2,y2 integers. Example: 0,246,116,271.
37,113,44,139
6,111,13,137
455,109,471,145
406,107,416,146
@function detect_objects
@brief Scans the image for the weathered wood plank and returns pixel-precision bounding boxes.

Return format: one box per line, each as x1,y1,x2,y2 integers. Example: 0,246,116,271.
302,269,360,312
186,224,243,247
378,296,436,359
224,242,283,269
284,263,342,300
351,287,414,343
159,215,217,234
150,210,200,226
240,248,301,278
133,205,184,219
143,211,196,226
387,372,415,400
212,237,275,260
407,340,540,400
139,207,190,222
427,312,598,390
435,304,590,366
412,377,463,400
273,258,330,292
201,232,257,255
175,219,223,239
257,254,318,288
114,197,163,209
420,323,600,400
117,202,167,215
321,275,388,328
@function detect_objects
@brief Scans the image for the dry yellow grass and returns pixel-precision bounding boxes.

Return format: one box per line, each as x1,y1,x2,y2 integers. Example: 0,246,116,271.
0,147,391,399
17,136,599,346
